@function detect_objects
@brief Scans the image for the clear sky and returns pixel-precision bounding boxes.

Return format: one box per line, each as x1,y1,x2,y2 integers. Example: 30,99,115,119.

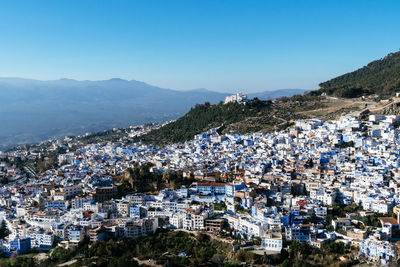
0,0,400,93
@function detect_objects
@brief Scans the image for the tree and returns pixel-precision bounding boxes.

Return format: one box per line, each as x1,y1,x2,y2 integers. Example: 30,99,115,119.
0,220,9,239
211,253,225,265
282,259,291,267
252,236,261,246
324,242,345,254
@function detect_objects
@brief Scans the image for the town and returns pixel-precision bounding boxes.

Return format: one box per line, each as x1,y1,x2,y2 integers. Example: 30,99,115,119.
1,112,400,266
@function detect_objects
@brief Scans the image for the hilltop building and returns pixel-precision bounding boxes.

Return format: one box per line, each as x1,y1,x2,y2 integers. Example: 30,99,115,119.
224,93,247,104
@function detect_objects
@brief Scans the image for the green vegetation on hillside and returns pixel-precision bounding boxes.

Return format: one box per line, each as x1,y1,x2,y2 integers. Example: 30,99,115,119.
7,232,361,267
135,98,273,144
283,241,360,267
30,230,260,267
119,162,194,195
137,51,400,145
319,51,400,97
136,94,326,145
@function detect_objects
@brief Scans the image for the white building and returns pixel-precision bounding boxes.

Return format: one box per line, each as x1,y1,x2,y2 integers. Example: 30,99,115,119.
309,187,336,205
62,185,83,198
170,214,184,229
262,230,283,252
30,230,54,248
360,237,397,264
224,93,247,104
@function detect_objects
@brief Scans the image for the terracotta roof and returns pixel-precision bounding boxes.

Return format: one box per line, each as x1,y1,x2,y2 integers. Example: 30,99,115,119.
379,217,399,225
198,182,225,187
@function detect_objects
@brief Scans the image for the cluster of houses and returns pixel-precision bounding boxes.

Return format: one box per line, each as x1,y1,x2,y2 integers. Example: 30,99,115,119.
1,114,400,264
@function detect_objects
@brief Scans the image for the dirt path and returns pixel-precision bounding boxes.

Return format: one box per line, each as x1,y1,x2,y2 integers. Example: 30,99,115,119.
57,259,77,267
132,257,162,267
369,98,400,113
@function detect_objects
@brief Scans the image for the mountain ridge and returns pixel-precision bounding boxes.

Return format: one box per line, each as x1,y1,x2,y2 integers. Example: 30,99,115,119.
139,50,400,145
0,77,305,149
318,50,400,98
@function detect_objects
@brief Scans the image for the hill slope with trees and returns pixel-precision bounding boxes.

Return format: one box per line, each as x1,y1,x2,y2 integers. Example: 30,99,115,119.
138,51,400,145
135,99,272,144
136,95,325,145
319,51,400,98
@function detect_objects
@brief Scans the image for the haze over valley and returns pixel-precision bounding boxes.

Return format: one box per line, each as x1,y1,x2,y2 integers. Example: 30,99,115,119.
0,77,306,149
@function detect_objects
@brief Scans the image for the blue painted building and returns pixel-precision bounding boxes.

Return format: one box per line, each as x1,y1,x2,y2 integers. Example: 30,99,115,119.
9,237,31,255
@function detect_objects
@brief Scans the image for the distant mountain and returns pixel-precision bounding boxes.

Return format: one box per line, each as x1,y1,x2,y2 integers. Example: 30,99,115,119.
248,89,307,100
136,94,325,145
0,78,227,149
141,51,400,144
319,51,400,98
0,78,304,149
136,99,274,145
138,51,400,145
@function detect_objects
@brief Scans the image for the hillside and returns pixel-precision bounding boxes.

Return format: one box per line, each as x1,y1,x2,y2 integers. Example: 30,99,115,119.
138,51,400,145
0,78,228,149
136,99,269,144
247,88,307,100
319,51,400,98
5,51,400,148
136,94,328,145
0,77,307,150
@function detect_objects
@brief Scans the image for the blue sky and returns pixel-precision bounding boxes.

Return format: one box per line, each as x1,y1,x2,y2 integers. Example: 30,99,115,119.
0,0,400,93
